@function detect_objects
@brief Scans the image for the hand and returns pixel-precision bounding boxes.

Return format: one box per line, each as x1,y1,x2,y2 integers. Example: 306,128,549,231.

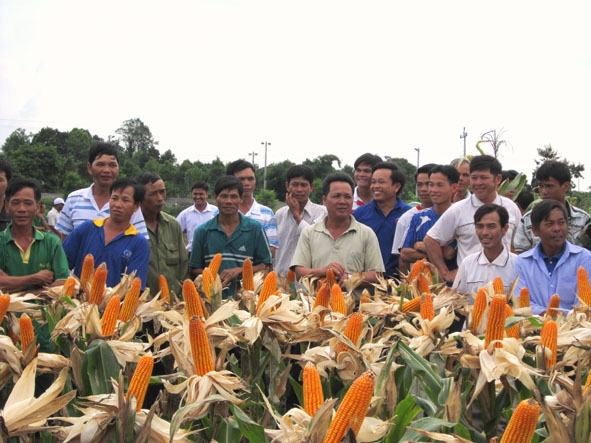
325,262,347,283
32,270,54,286
285,192,302,224
219,267,242,287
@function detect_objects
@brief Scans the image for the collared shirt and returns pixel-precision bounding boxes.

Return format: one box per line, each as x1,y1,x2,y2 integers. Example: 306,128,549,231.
47,207,61,227
0,225,70,291
392,206,421,254
353,197,411,276
290,216,385,274
146,211,188,297
352,186,366,211
242,198,278,249
0,203,10,232
453,246,517,295
176,202,218,252
275,200,327,277
62,218,150,289
514,201,590,253
56,184,148,240
512,241,591,314
427,193,521,266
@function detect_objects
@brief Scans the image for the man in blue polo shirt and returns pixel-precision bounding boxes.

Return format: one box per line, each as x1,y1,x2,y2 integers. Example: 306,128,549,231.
353,162,411,277
189,175,272,295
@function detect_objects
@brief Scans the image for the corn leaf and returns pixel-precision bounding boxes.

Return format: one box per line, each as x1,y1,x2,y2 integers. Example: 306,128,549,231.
81,338,121,395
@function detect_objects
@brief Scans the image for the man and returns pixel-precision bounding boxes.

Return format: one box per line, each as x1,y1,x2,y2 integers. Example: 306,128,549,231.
392,163,437,271
176,181,217,253
291,173,384,284
512,200,591,315
0,178,69,293
47,197,65,234
424,155,521,284
63,178,150,289
56,142,148,240
514,160,589,253
137,172,188,297
352,153,383,210
453,204,517,295
189,176,272,295
353,162,411,277
0,158,13,231
226,160,278,255
275,165,327,277
451,157,471,203
400,165,458,274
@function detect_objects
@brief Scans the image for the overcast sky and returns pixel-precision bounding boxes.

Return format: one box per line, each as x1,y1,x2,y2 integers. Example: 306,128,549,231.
1,1,590,188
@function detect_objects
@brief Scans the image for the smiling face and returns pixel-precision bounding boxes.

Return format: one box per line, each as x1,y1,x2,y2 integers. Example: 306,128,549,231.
532,208,568,256
429,172,457,206
192,187,208,210
88,154,119,188
475,210,508,252
470,168,501,203
109,186,139,224
370,168,400,205
354,162,373,190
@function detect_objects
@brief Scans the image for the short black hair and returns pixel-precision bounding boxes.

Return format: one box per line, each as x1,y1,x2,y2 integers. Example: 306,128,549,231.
470,155,502,176
414,163,437,180
5,178,41,202
191,180,209,192
530,199,568,229
214,175,243,198
88,142,119,164
536,160,571,185
0,157,13,181
473,203,509,227
110,178,144,203
322,172,354,196
429,164,459,184
501,169,519,182
226,159,255,176
515,188,534,212
373,162,406,196
286,164,314,184
354,153,383,170
135,171,162,185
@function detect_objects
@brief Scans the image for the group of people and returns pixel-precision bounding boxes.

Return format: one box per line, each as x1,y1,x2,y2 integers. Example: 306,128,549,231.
1,144,591,319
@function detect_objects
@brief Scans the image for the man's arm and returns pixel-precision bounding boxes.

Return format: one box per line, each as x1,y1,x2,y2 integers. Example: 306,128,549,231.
0,269,55,293
424,235,456,283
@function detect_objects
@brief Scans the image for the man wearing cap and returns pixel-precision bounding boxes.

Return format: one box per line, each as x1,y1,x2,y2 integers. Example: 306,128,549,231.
47,197,65,234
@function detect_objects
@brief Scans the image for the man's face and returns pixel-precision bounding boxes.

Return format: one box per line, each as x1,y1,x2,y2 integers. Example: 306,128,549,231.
475,211,508,251
233,168,256,199
538,177,569,202
55,203,64,211
456,162,471,194
322,181,353,218
286,176,313,204
416,172,431,206
371,168,400,204
142,180,166,215
429,172,457,205
109,186,139,224
354,163,373,189
0,171,8,199
192,188,208,209
7,187,37,228
470,169,501,203
215,188,242,216
532,208,568,253
87,154,119,187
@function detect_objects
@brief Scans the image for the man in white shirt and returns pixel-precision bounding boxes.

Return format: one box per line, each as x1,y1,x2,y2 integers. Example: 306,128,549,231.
352,153,383,211
47,197,64,234
176,180,217,252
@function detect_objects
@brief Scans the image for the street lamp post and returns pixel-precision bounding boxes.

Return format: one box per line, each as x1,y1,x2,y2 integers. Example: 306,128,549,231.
460,127,468,157
261,141,271,190
249,151,258,165
414,147,420,168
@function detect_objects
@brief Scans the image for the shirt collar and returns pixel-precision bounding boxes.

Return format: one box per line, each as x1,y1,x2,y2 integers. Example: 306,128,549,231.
93,217,138,235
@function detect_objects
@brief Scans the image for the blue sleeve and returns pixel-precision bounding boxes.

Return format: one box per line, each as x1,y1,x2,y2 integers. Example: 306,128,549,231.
126,237,150,290
402,217,417,249
189,227,206,269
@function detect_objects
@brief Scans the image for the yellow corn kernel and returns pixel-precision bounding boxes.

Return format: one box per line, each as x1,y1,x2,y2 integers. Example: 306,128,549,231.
0,293,11,325
189,316,215,376
505,304,520,339
19,313,36,354
62,276,77,298
546,293,560,319
326,268,336,288
183,279,205,319
485,294,507,349
242,258,254,291
256,271,277,315
101,295,121,337
80,253,95,292
118,277,141,322
540,320,558,369
303,362,324,417
208,253,223,278
519,287,530,308
401,297,421,313
336,312,364,355
201,267,214,301
578,266,591,306
492,276,505,295
416,273,430,295
499,398,540,443
313,283,331,310
420,292,435,321
159,275,170,303
330,284,347,315
407,258,425,283
88,263,107,305
126,355,154,412
471,287,488,334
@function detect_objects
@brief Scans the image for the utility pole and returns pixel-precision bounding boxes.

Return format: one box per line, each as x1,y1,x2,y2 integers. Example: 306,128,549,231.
261,141,271,190
460,127,468,157
249,151,258,165
414,147,420,168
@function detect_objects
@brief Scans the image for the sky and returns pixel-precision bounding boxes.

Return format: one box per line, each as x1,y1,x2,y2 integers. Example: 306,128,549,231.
1,1,590,189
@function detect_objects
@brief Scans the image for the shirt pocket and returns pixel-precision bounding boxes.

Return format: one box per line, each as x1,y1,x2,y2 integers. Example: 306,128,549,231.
165,244,180,266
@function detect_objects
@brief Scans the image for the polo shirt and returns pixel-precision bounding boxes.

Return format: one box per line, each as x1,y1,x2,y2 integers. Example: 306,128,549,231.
0,225,70,291
275,200,327,277
62,218,150,289
353,198,411,276
453,246,517,295
391,206,421,254
176,202,218,252
56,184,148,240
352,186,367,211
242,199,278,249
189,214,273,295
290,216,385,275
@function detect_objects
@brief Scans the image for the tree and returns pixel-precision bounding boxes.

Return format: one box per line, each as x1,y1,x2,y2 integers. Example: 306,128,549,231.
1,128,30,156
8,143,61,191
389,157,417,202
303,154,341,181
262,160,295,202
64,128,93,179
32,127,68,155
532,145,585,191
115,118,160,165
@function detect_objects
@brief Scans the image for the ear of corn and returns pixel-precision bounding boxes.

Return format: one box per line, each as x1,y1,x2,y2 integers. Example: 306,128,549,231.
485,294,507,349
519,287,530,308
420,292,435,321
126,355,154,412
504,304,520,339
88,263,107,305
183,279,205,319
546,293,560,319
313,283,331,310
118,277,141,322
323,370,375,443
0,293,11,325
402,297,421,313
577,266,591,306
336,312,364,355
326,268,336,288
63,276,77,298
330,284,347,315
499,398,540,443
189,316,215,376
208,253,223,278
201,268,214,301
101,295,121,336
407,258,425,283
540,320,558,369
256,271,277,315
359,289,371,304
286,269,296,283
19,313,36,354
303,362,324,417
416,273,430,295
80,253,95,292
493,276,505,295
158,275,170,303
471,287,488,334
242,258,254,291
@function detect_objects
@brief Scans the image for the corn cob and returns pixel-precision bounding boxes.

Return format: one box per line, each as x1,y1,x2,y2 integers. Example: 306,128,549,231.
256,271,277,315
422,266,433,284
208,253,222,278
407,258,425,282
126,355,154,412
323,371,375,443
19,313,35,354
540,320,558,369
359,289,372,305
546,294,560,319
578,266,591,306
79,253,94,292
493,276,505,295
189,315,215,376
286,269,296,283
201,267,214,300
303,362,324,417
62,276,77,298
88,263,107,305
119,277,141,322
519,287,530,308
0,293,10,325
158,275,170,303
313,283,331,310
485,294,507,349
183,279,205,319
336,312,364,355
401,297,421,313
326,268,336,288
101,295,121,336
420,292,435,321
499,398,540,443
330,284,347,315
416,273,430,295
471,287,488,334
242,258,254,291
505,304,520,339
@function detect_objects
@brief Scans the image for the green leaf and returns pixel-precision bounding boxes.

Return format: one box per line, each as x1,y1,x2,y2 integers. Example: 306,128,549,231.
397,341,442,404
228,403,266,442
401,417,457,441
505,316,523,329
384,394,421,443
81,339,121,395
